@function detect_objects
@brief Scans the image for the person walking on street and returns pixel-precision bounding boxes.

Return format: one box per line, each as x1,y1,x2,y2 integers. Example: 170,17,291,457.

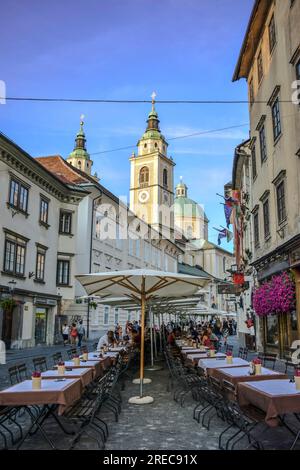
70,323,78,345
77,320,85,347
62,323,69,346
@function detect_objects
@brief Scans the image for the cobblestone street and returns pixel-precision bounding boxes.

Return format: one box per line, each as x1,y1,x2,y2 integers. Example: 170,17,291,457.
1,337,299,451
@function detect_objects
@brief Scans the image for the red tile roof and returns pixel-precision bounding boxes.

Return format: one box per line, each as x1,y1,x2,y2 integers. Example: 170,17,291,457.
35,155,88,185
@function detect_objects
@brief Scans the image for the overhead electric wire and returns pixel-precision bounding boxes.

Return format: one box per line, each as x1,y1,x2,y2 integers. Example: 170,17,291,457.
89,123,250,156
0,96,296,104
88,111,298,156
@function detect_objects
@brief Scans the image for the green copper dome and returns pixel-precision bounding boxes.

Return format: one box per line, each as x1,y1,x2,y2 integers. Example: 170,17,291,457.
174,196,205,218
68,119,90,160
175,178,208,220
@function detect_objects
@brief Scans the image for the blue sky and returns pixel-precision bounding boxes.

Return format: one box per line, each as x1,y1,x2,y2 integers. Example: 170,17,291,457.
0,0,254,248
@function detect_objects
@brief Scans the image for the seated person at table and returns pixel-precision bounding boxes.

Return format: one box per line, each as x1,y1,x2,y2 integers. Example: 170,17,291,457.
201,328,211,347
167,330,176,346
190,327,199,341
131,327,141,348
97,330,115,351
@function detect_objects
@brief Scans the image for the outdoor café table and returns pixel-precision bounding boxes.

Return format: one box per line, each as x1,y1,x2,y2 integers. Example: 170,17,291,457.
188,352,227,364
62,360,103,378
81,352,113,364
198,357,249,371
237,379,300,428
0,378,81,448
182,348,208,354
210,366,288,388
41,367,93,388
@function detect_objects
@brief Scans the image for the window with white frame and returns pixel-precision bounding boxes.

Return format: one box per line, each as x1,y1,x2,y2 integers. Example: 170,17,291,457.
104,306,109,325
9,177,29,213
56,259,70,286
3,231,27,276
114,308,119,325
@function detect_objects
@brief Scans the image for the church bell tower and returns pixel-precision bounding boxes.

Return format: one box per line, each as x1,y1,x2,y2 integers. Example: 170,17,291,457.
129,93,175,237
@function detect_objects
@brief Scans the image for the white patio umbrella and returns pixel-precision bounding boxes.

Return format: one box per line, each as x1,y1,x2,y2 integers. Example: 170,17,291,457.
76,269,211,404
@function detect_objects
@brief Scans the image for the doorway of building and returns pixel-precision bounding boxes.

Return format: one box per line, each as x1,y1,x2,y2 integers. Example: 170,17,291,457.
35,307,48,344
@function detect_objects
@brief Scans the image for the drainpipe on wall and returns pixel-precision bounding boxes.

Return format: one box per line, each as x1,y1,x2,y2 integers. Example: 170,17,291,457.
87,191,103,338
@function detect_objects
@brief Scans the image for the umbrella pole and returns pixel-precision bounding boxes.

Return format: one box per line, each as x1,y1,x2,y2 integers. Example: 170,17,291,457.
158,313,162,353
139,278,146,398
153,311,158,358
150,307,154,367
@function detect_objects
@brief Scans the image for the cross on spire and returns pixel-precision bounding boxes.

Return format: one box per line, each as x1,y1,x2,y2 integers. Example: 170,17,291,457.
151,91,157,111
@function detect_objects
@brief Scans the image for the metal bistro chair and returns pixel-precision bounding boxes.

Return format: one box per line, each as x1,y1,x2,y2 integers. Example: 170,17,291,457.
238,347,248,360
225,344,234,355
16,363,29,381
8,366,20,386
66,348,78,360
218,380,266,450
52,352,63,365
32,357,48,372
0,406,24,450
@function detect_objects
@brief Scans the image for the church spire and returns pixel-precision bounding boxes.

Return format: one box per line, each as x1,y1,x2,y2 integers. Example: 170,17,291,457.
146,91,160,132
74,114,87,150
67,115,94,176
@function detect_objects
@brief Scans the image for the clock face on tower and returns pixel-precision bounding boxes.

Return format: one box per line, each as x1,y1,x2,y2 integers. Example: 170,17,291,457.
138,190,150,203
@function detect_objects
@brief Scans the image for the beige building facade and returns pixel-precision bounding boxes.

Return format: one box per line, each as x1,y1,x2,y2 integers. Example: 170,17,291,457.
233,0,300,356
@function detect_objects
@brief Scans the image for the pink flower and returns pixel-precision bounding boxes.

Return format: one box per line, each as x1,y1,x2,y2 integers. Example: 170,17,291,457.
32,371,41,378
253,272,295,317
252,358,262,365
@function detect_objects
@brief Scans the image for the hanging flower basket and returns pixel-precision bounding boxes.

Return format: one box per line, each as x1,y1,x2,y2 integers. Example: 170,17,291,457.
0,298,17,313
253,272,295,317
89,301,98,310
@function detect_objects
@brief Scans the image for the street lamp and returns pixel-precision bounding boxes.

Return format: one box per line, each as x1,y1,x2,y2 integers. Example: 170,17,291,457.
8,280,17,296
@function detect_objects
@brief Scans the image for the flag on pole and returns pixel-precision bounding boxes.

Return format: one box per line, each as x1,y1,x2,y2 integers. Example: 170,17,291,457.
217,228,227,245
213,227,233,245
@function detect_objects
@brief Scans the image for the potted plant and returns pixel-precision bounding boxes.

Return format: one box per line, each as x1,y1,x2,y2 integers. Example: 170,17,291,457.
294,369,300,390
0,298,17,312
73,355,80,366
208,345,216,357
57,361,65,375
89,301,98,310
226,351,233,364
252,358,262,375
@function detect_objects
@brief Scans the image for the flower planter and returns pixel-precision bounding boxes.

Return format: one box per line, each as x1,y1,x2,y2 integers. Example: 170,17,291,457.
82,353,88,361
255,364,262,375
295,376,300,391
73,357,80,366
57,365,65,375
226,356,233,364
209,350,216,358
32,376,42,389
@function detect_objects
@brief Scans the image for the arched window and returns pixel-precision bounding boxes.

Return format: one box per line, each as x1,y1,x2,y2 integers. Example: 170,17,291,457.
78,160,81,167
144,143,147,149
139,166,149,187
163,168,168,187
154,142,158,148
187,226,193,239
